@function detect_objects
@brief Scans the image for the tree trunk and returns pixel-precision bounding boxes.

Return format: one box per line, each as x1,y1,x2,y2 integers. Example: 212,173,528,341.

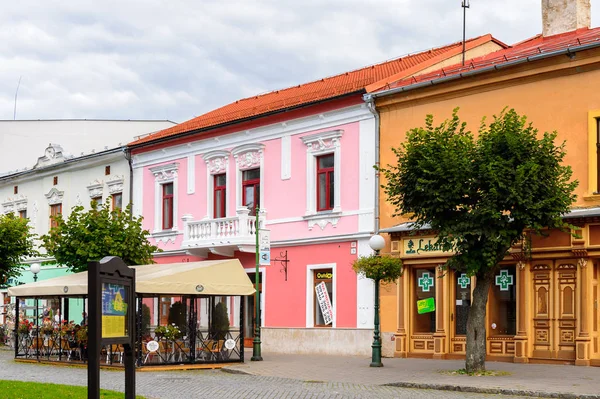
465,271,494,373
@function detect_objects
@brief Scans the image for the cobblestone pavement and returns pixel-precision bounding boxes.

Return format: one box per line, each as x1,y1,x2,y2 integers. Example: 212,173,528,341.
0,351,527,399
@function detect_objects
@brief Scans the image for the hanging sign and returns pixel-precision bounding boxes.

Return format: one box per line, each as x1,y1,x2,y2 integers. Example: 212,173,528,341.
417,297,436,314
259,229,271,266
315,281,333,325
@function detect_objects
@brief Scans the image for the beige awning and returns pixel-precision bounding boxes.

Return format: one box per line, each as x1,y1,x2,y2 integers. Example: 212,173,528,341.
8,259,255,297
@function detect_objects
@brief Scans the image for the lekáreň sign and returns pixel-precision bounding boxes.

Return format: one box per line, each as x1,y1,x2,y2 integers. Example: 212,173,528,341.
403,237,451,256
315,281,333,325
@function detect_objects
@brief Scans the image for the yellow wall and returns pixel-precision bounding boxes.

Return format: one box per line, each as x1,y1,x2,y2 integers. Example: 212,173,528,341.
376,48,600,332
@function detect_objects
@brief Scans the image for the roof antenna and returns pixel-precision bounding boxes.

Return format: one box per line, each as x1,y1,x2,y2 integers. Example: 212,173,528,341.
13,76,22,120
461,0,471,66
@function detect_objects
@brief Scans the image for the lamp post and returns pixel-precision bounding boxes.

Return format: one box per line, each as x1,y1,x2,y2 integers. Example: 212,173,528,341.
368,234,385,367
30,263,41,283
251,206,263,361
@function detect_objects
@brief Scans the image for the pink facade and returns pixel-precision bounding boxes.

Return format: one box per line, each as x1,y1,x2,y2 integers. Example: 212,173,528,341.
131,96,377,351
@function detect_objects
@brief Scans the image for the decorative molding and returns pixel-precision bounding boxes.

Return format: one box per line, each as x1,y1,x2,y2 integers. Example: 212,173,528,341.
232,143,265,171
578,258,588,268
149,162,179,182
87,179,104,198
301,129,343,153
151,230,180,244
187,155,195,194
75,193,83,206
281,135,292,180
303,212,342,231
45,188,64,205
2,199,13,214
14,195,27,211
203,150,230,175
517,260,526,270
107,175,125,195
34,143,66,169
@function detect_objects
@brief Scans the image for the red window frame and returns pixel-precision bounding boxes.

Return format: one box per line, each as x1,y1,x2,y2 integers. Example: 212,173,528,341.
242,169,260,216
49,204,62,229
162,183,173,230
316,154,334,211
214,174,226,219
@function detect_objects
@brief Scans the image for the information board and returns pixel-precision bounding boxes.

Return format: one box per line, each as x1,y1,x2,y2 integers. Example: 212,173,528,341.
101,282,128,338
315,282,333,325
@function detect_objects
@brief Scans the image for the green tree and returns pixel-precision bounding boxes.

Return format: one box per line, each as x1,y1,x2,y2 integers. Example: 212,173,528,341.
380,108,577,373
41,200,160,272
0,213,37,284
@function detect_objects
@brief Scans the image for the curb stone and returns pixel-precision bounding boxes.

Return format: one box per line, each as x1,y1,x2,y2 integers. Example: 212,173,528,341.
222,366,600,399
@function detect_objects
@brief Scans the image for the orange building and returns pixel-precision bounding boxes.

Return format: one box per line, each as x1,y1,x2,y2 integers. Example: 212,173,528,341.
369,0,600,366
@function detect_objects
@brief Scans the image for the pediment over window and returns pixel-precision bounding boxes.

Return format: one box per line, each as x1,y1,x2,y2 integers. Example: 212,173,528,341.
87,179,103,198
232,144,264,170
107,175,125,194
150,162,179,182
203,150,230,175
301,130,343,153
45,188,64,205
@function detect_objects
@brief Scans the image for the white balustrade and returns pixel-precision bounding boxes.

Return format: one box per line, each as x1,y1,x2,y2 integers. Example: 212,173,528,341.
182,208,266,247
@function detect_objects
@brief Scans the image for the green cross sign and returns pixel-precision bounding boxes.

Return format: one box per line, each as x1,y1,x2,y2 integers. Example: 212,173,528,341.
458,273,470,289
418,272,434,292
495,269,514,291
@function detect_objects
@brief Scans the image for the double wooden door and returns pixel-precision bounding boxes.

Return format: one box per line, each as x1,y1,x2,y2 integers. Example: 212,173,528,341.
531,262,577,360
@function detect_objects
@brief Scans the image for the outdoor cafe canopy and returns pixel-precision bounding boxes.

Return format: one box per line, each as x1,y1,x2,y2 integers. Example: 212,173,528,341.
8,259,255,297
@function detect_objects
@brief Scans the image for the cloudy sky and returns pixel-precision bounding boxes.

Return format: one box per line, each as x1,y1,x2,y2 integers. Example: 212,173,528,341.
1,0,599,124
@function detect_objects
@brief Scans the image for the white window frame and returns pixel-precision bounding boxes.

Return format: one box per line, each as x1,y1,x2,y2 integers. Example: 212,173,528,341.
203,150,230,219
149,162,179,233
301,130,343,216
232,144,265,212
306,262,337,328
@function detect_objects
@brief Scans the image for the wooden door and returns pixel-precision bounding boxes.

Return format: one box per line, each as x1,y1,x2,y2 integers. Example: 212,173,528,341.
160,297,171,326
532,262,577,360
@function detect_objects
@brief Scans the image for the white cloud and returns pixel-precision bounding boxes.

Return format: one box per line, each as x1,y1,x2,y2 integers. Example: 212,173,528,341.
0,0,597,125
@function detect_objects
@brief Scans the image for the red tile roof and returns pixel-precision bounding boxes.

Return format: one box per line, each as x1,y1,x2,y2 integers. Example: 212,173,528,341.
131,34,504,146
371,27,600,94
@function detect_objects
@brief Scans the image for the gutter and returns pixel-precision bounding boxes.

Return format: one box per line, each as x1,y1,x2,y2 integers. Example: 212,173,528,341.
369,40,600,99
364,95,380,234
124,147,134,220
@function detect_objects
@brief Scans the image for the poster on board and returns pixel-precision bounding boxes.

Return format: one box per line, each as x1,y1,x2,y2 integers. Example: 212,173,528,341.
101,282,128,338
315,281,333,325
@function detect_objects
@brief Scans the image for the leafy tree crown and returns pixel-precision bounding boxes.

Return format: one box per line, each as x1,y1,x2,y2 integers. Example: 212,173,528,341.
0,213,37,283
379,108,577,276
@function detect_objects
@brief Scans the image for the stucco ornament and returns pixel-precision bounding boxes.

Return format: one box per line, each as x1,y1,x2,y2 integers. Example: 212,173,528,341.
307,216,340,231
14,195,27,211
107,175,125,194
207,157,228,174
150,162,179,182
45,188,64,205
87,179,103,199
236,151,262,170
2,199,14,214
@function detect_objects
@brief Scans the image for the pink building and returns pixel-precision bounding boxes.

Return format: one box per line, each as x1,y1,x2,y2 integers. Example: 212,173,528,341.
128,35,505,355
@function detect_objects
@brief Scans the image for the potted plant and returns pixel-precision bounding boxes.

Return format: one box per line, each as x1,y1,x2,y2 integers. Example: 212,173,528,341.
40,318,54,337
17,319,33,336
154,325,167,339
210,302,230,341
163,324,182,341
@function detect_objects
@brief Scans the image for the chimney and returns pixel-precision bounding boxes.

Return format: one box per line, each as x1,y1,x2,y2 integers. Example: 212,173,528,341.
542,0,591,36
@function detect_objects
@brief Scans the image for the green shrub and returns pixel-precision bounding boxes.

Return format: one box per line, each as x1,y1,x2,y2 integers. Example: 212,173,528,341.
352,255,402,283
167,301,187,334
141,304,151,336
211,301,230,340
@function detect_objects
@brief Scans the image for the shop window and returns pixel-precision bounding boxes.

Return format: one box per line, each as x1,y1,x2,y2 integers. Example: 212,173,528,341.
242,168,260,216
49,203,62,229
314,269,334,327
455,273,471,336
162,183,174,230
112,193,123,211
214,174,227,218
414,268,436,333
489,266,517,336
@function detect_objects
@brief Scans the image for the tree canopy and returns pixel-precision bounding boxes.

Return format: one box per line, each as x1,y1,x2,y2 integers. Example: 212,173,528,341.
380,108,577,372
41,200,160,272
0,213,37,284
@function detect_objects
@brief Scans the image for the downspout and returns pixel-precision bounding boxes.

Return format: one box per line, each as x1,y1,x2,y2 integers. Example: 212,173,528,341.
124,147,134,221
364,94,380,234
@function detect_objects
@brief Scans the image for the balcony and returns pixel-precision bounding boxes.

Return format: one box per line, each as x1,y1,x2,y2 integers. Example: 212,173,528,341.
181,208,266,257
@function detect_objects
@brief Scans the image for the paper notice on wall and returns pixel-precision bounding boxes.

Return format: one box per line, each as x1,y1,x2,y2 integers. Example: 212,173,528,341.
315,281,333,325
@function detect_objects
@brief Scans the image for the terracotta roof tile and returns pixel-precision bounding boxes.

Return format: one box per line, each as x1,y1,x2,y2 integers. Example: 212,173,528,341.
374,27,600,93
131,34,502,146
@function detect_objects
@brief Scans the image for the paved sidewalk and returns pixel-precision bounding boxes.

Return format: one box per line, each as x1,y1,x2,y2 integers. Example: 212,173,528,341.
223,351,600,398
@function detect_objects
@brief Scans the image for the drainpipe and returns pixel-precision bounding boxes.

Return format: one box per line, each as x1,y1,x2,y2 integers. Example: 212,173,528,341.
364,94,380,234
124,147,134,220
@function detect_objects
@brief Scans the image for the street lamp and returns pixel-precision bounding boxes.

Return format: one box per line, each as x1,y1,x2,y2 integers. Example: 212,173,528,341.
30,263,41,282
369,234,385,368
251,206,263,361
